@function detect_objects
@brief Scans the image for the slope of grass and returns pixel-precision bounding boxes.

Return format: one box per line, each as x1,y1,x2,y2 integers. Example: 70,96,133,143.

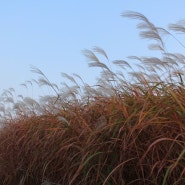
0,11,185,185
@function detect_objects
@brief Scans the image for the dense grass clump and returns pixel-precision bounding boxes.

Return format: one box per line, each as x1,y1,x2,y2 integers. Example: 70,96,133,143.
0,12,185,185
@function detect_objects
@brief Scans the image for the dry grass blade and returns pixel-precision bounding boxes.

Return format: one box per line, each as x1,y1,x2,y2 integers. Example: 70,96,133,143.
102,158,135,185
112,60,132,69
30,65,60,98
83,49,111,72
93,46,109,60
122,11,164,47
169,20,185,33
61,73,78,86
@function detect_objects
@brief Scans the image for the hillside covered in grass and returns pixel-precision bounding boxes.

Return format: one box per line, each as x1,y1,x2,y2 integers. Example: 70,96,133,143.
0,12,185,185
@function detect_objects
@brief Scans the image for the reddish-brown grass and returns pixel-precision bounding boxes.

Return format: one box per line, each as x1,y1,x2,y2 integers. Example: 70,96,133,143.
0,11,185,185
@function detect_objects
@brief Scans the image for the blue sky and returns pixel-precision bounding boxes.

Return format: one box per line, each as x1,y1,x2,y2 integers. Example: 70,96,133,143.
1,0,185,98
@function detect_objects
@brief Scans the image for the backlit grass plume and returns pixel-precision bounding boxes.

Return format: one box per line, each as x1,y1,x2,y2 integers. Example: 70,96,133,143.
0,11,185,185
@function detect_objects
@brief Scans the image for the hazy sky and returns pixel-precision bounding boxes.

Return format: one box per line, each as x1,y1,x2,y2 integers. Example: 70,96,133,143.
1,0,185,98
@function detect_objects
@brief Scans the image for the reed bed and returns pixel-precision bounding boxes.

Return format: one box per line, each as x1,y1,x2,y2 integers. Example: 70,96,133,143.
0,11,185,185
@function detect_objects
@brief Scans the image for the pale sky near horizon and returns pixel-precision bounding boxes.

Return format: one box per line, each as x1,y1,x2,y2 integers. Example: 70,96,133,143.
1,1,185,99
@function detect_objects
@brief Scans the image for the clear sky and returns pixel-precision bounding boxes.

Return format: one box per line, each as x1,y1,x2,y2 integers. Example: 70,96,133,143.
1,0,185,99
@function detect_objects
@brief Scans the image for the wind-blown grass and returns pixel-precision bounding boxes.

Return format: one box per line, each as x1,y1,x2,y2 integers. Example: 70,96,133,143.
0,11,185,185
